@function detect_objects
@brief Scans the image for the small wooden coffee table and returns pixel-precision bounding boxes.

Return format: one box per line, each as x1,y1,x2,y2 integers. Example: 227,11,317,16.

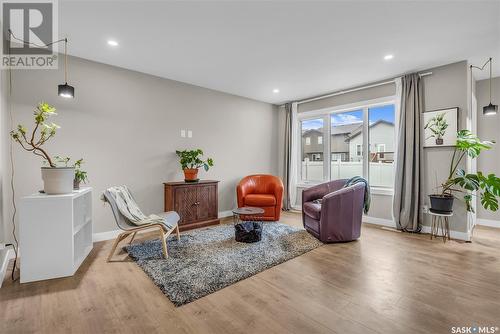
232,207,265,243
232,206,265,224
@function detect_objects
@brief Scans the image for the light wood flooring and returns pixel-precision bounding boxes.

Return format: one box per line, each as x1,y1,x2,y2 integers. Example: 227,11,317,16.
1,212,500,334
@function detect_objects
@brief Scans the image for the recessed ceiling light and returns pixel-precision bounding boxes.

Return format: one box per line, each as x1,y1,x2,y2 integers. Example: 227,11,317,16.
273,88,280,93
107,40,119,47
384,54,394,60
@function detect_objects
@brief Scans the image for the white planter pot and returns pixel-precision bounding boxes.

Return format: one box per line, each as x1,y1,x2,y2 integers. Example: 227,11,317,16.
41,167,75,195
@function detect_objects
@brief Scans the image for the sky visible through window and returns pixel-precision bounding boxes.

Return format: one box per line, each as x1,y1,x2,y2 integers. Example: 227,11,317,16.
369,104,395,124
301,104,395,130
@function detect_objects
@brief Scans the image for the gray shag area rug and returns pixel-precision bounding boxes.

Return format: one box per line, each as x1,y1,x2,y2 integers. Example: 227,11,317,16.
125,222,322,306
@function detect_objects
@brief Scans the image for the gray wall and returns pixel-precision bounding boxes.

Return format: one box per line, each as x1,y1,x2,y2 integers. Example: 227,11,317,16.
0,71,7,243
1,56,278,237
298,83,396,113
421,61,469,232
476,76,500,222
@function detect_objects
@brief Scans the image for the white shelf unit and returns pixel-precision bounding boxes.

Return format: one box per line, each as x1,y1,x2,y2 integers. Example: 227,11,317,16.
20,187,93,283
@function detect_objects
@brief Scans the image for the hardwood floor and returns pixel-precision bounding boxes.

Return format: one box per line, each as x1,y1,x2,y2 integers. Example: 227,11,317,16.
1,212,500,334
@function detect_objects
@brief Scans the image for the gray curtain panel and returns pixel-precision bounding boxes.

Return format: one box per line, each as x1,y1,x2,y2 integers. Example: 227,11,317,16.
282,103,293,211
393,74,424,232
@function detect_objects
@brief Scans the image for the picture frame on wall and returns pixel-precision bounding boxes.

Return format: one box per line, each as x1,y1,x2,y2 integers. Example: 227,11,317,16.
423,107,458,148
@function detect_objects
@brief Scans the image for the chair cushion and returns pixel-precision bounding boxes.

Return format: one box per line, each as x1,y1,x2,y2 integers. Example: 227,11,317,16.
303,201,321,220
244,194,277,206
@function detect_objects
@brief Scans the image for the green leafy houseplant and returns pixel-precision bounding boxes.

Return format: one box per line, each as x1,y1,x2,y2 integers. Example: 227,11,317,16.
73,159,89,187
10,102,75,194
54,156,88,189
175,149,214,182
424,112,448,145
10,102,59,167
430,130,500,213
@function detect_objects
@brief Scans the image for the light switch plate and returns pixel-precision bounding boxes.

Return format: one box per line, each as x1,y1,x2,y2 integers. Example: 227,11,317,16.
180,130,186,138
187,130,192,138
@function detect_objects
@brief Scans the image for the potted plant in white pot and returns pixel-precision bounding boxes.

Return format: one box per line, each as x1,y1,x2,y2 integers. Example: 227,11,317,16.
429,130,500,213
54,156,88,190
175,149,214,182
10,102,75,195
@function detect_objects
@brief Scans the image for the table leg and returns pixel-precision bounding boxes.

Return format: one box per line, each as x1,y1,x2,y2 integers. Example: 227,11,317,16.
445,217,451,241
430,216,435,240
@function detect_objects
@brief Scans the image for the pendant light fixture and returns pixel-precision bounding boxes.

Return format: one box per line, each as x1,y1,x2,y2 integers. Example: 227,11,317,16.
483,58,497,115
471,57,497,116
8,29,75,99
58,38,75,98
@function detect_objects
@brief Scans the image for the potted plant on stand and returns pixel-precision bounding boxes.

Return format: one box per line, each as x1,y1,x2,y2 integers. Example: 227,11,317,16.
10,102,74,195
429,130,500,213
424,112,448,145
175,149,214,182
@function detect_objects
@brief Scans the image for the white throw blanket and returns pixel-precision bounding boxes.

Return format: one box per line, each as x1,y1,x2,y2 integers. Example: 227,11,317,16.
105,186,175,229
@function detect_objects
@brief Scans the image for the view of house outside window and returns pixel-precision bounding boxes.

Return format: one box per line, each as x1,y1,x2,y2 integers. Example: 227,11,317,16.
300,118,324,181
299,102,395,188
331,109,364,180
369,104,395,188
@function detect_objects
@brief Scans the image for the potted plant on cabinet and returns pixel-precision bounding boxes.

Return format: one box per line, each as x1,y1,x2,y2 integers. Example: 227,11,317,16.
10,102,75,195
175,149,214,182
54,156,88,190
429,130,500,213
73,159,88,190
424,112,448,145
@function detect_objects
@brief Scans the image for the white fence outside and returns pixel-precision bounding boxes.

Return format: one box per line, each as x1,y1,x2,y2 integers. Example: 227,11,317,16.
301,161,394,188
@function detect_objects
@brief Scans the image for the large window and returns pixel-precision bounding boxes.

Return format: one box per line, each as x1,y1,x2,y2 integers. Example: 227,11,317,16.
298,99,396,190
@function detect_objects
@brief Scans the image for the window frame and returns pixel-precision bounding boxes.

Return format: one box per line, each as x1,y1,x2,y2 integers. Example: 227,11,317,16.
296,96,398,194
356,144,362,156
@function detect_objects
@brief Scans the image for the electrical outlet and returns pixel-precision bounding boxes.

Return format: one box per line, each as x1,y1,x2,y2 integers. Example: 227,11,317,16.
180,130,186,138
422,205,429,213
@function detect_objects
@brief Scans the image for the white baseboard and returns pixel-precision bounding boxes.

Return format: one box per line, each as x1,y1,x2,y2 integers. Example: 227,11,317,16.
218,210,233,218
0,247,15,288
93,229,122,242
477,218,500,228
420,225,469,241
94,210,234,242
362,216,469,241
363,215,396,228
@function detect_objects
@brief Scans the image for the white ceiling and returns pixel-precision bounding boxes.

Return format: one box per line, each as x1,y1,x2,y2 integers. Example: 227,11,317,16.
60,1,500,104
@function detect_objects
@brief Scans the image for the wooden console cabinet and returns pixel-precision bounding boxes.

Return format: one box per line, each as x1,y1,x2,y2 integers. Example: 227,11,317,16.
164,180,220,231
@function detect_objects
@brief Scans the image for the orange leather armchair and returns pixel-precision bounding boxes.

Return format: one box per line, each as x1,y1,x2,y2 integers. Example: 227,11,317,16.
237,174,284,221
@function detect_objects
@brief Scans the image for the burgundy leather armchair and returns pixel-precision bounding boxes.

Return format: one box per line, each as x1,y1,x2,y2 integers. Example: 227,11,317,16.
302,179,365,243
